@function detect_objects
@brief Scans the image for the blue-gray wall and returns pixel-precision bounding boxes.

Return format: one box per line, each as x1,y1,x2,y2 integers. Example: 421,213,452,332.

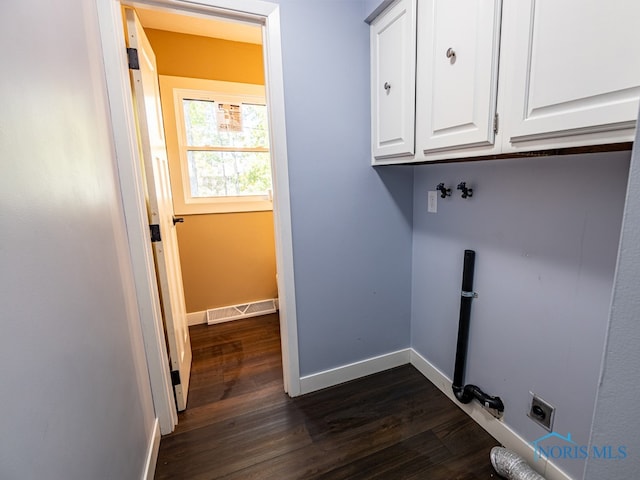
363,0,394,21
276,0,414,376
585,126,640,478
411,152,630,478
364,0,381,16
275,7,637,477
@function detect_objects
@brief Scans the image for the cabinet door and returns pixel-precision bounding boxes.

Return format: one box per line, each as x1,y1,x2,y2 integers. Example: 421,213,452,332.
502,0,640,148
418,0,502,153
371,0,417,160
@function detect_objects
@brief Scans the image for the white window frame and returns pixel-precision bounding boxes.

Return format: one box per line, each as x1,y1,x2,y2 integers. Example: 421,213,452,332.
159,75,273,214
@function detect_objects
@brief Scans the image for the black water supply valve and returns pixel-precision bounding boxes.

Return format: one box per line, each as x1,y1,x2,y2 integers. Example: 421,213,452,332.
436,183,451,199
457,182,473,199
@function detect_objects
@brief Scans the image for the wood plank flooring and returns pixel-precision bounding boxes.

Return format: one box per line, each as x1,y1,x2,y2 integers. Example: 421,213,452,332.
155,314,500,479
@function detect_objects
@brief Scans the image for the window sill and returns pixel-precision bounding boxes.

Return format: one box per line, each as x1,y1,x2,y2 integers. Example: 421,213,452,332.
174,198,273,215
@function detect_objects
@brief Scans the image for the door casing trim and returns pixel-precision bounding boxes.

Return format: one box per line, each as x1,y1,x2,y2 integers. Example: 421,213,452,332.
96,0,301,434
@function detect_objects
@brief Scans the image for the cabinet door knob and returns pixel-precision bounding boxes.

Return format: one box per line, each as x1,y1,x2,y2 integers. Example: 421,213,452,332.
384,82,391,91
446,47,456,59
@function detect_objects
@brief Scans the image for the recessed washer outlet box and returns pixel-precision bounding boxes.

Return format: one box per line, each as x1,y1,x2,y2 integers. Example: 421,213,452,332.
528,393,555,431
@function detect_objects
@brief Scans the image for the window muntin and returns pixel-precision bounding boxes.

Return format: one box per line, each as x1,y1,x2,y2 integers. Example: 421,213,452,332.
174,89,272,211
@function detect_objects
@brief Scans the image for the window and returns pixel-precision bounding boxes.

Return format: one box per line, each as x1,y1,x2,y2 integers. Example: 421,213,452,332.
181,98,271,199
163,77,273,214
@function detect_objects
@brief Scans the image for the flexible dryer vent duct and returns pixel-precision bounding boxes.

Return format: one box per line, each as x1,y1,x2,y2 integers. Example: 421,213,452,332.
490,447,546,480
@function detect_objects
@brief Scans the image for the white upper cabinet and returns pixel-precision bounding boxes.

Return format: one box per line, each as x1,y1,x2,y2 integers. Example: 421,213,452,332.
370,0,417,161
417,0,502,154
369,0,640,164
501,0,640,150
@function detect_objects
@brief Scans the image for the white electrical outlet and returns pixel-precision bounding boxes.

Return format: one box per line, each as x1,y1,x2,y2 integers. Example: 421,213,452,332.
427,191,437,213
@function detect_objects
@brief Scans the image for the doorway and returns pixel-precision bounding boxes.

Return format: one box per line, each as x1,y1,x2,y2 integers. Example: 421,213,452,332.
96,0,300,435
135,5,280,405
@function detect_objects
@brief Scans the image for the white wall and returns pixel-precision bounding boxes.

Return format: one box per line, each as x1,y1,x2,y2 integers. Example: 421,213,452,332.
0,1,156,478
411,152,630,479
584,119,640,479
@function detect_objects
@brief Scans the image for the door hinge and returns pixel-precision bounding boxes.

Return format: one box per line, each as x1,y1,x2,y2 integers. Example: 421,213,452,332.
170,370,181,386
127,47,140,70
150,224,161,243
493,113,499,135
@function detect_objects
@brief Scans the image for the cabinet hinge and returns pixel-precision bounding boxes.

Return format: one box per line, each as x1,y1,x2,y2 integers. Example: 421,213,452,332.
493,113,499,135
150,224,161,243
127,47,140,70
170,370,181,386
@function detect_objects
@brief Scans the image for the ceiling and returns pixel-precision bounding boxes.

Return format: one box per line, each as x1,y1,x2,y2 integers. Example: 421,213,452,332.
135,6,262,45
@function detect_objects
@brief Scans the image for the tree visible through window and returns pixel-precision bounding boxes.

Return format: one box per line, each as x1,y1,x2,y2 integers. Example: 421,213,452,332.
179,93,272,200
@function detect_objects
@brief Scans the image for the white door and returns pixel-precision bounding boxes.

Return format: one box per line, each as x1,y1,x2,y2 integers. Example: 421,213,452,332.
417,0,502,153
370,0,417,160
125,8,192,411
501,0,640,148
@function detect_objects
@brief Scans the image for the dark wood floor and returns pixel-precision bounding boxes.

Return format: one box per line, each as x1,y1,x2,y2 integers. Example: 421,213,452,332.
155,314,500,479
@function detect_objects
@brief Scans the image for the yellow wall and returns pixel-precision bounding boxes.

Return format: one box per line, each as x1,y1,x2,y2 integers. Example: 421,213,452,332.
176,213,277,312
145,29,264,84
145,26,276,313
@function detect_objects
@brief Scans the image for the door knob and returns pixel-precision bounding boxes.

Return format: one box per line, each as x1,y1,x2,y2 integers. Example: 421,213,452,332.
173,217,184,225
384,82,391,92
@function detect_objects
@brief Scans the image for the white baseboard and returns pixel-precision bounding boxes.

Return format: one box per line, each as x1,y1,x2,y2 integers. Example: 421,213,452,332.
409,349,572,480
299,348,411,395
141,418,160,480
187,311,207,326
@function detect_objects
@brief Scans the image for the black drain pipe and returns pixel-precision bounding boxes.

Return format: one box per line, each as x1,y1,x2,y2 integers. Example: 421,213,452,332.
452,250,505,413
